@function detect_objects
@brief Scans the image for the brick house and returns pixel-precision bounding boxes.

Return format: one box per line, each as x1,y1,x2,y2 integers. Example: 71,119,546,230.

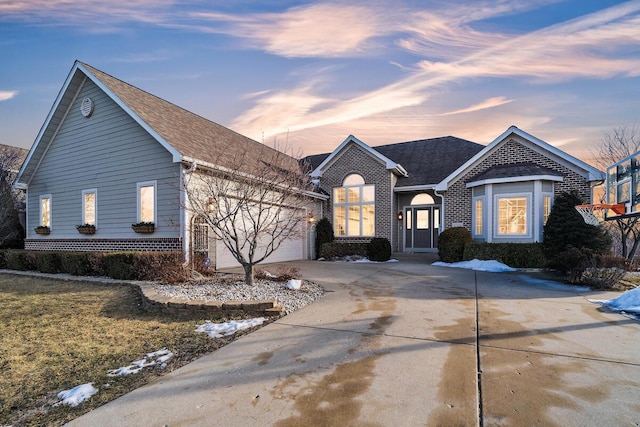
307,127,603,253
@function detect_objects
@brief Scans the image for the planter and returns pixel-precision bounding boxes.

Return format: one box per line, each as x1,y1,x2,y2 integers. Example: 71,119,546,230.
76,225,96,235
34,227,51,235
132,225,155,234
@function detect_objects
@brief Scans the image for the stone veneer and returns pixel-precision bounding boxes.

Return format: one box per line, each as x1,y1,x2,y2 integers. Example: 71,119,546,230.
25,238,182,252
319,143,394,243
443,137,593,230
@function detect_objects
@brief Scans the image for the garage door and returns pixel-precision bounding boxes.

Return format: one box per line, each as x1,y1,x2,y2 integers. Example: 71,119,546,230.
215,222,305,270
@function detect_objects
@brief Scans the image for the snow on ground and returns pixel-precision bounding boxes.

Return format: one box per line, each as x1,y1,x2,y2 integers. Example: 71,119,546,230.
432,259,517,272
54,383,99,407
590,287,640,320
196,318,266,338
107,349,174,377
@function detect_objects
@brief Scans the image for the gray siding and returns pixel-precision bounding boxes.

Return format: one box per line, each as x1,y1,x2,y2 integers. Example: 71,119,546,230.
26,79,181,239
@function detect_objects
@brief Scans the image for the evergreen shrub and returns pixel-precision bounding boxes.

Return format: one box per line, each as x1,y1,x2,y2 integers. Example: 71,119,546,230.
34,252,62,274
319,242,368,259
463,242,544,268
367,237,391,262
315,218,334,259
437,227,472,263
4,250,34,271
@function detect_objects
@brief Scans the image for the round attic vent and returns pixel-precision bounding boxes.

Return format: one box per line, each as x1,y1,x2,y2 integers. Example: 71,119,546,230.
80,97,94,117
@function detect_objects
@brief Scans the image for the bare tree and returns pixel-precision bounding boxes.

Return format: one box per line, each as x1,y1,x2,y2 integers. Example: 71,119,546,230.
592,125,640,260
182,145,313,285
0,146,26,248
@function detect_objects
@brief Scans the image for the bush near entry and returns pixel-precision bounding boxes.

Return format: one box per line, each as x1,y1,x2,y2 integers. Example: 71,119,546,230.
463,242,544,268
367,237,392,262
315,218,334,260
319,242,368,259
437,227,472,263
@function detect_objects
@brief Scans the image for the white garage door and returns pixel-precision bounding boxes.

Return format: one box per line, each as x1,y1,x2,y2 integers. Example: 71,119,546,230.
215,226,305,270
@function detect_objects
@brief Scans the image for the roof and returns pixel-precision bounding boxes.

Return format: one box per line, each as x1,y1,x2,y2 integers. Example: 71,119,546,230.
466,162,564,187
16,61,301,187
436,125,605,192
306,135,484,187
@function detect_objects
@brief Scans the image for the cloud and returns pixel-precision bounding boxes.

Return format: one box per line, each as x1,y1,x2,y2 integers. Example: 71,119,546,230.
0,91,17,101
436,97,514,117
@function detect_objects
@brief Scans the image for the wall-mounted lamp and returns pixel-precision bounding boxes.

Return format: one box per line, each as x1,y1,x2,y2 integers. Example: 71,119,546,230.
308,212,315,223
397,211,403,221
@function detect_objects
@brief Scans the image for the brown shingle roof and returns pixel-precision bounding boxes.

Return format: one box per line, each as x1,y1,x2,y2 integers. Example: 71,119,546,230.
81,63,301,174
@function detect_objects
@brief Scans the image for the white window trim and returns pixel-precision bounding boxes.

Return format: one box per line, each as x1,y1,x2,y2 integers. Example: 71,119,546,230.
82,188,98,226
137,180,157,224
333,178,375,237
472,196,485,238
493,193,532,239
39,194,52,228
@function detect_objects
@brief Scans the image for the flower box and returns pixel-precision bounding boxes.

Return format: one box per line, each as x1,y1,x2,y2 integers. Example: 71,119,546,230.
132,223,155,233
76,224,96,234
34,226,51,235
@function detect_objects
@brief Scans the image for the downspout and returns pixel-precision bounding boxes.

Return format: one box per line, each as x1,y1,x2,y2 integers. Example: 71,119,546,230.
181,161,197,266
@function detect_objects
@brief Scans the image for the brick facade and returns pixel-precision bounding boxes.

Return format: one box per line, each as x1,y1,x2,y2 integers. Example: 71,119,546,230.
443,137,593,230
25,238,182,252
319,143,394,243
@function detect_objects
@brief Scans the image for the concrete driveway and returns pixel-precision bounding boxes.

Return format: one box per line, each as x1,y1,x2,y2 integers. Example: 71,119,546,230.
67,256,640,426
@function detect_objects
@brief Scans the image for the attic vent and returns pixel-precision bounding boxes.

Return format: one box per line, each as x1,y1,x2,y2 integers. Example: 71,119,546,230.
80,97,94,118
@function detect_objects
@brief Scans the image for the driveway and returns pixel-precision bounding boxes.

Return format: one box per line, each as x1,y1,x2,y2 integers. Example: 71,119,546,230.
67,256,640,426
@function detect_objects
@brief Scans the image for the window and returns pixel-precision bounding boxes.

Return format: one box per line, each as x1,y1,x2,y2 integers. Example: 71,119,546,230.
40,195,51,227
543,195,552,225
82,189,97,226
411,193,435,205
497,196,528,235
333,174,375,236
137,181,156,223
474,198,483,235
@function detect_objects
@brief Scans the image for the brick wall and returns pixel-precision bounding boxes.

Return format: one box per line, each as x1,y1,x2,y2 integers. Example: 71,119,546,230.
318,143,393,242
443,137,593,230
25,238,182,252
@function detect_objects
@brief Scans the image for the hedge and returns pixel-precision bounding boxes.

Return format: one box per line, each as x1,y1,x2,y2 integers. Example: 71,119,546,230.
0,250,186,282
463,242,545,268
319,242,368,259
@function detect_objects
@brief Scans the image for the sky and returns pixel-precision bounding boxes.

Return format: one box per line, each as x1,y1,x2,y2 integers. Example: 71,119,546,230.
1,0,639,162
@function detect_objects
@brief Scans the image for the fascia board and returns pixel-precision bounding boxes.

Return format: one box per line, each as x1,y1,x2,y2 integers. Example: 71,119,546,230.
466,174,564,188
393,184,436,192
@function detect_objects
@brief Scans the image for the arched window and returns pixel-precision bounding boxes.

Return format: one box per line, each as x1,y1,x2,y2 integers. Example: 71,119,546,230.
333,174,375,237
411,193,435,205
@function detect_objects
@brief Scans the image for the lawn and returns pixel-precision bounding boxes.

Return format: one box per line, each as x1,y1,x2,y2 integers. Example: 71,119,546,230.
0,273,259,426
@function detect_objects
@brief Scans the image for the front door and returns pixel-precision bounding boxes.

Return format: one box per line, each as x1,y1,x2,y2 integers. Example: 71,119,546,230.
404,206,440,252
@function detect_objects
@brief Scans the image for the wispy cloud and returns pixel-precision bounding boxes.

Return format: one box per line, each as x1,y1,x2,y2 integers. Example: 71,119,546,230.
436,97,514,117
0,91,17,101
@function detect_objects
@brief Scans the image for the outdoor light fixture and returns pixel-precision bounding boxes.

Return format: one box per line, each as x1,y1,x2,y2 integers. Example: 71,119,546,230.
397,211,403,221
308,212,315,223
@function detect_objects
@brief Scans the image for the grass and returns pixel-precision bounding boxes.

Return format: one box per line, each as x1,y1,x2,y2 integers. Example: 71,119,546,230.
0,273,262,427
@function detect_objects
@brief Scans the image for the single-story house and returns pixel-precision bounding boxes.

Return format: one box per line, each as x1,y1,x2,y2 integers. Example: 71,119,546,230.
306,128,603,253
14,61,326,268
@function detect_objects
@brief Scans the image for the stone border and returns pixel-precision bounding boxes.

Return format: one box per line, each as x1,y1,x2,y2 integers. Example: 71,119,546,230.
0,270,284,318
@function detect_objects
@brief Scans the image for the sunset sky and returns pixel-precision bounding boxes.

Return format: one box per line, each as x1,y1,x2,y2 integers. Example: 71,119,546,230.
1,0,639,162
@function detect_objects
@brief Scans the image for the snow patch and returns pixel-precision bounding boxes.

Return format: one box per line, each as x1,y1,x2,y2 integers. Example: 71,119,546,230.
196,318,266,338
590,287,640,320
286,279,302,290
433,259,516,272
54,383,98,407
107,349,174,377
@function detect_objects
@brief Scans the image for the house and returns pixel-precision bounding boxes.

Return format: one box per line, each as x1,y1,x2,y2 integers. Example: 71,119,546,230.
306,128,603,253
14,61,325,268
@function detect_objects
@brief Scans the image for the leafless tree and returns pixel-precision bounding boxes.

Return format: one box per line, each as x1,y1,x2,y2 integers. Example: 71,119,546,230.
592,125,640,260
0,146,26,248
182,144,313,285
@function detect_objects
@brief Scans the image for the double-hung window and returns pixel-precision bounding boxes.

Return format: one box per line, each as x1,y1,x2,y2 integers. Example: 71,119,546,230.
82,189,97,226
333,174,375,237
137,181,156,223
40,195,51,227
497,195,529,236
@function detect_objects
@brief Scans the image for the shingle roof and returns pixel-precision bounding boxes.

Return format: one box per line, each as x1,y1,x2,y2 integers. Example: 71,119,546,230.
81,63,301,174
467,162,564,183
304,136,484,187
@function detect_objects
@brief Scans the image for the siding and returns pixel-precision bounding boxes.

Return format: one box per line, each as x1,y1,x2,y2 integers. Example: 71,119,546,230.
26,79,181,240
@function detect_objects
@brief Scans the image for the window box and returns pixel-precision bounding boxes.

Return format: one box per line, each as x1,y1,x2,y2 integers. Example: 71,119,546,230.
76,224,96,235
34,226,51,235
132,222,155,233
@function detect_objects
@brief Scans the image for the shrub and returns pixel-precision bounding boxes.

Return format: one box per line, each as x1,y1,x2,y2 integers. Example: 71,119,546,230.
437,227,472,263
571,253,629,288
4,250,35,271
0,249,7,269
132,251,186,282
367,237,391,262
101,252,136,280
319,242,368,259
34,252,62,274
255,265,300,282
315,218,334,260
60,252,101,276
463,243,544,268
